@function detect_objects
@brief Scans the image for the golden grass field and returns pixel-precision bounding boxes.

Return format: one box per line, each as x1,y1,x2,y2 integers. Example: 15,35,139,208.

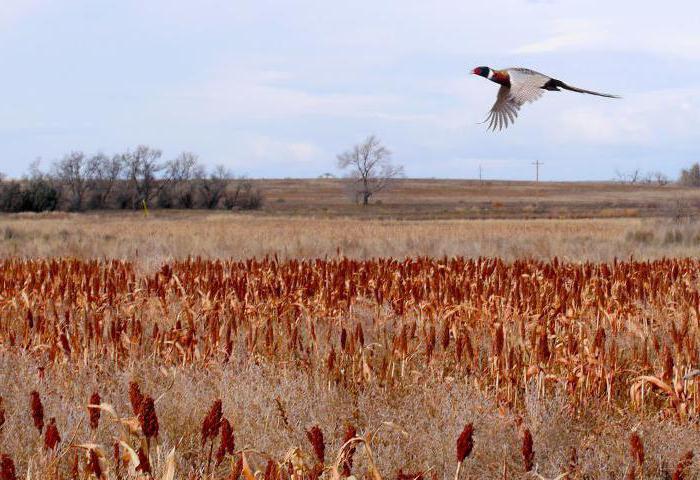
3,212,700,271
2,180,700,480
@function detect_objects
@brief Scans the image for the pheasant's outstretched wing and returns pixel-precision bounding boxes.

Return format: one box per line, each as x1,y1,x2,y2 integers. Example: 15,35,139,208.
484,85,519,131
484,68,550,131
508,68,549,104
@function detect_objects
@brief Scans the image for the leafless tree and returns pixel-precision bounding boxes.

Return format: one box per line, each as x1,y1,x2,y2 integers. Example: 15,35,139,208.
165,152,203,183
51,151,94,210
616,168,670,187
614,168,642,185
336,135,404,206
199,165,233,209
160,152,205,208
0,146,268,212
223,176,263,210
639,171,670,186
651,171,669,186
86,153,122,208
121,145,165,208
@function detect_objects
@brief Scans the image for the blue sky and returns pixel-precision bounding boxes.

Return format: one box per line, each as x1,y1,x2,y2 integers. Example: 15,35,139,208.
1,1,699,180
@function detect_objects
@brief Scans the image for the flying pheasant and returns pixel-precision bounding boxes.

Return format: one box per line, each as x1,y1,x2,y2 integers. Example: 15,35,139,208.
471,67,620,131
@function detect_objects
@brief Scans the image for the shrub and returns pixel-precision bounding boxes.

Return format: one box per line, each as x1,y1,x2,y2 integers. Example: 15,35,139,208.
223,179,264,210
0,182,24,212
0,179,59,213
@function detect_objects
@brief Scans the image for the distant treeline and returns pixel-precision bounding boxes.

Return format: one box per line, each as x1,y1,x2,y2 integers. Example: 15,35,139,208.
0,145,263,212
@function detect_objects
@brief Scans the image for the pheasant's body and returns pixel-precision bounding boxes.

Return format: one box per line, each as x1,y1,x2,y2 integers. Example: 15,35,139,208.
472,66,619,131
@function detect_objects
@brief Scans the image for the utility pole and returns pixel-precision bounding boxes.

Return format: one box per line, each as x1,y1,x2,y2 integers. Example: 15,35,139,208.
479,164,483,185
532,160,543,182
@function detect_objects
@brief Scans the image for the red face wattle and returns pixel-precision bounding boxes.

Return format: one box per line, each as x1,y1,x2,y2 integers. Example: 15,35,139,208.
471,67,489,77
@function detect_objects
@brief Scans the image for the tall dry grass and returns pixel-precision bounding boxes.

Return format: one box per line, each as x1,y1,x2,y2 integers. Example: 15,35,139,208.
2,212,700,268
1,353,699,479
1,256,700,478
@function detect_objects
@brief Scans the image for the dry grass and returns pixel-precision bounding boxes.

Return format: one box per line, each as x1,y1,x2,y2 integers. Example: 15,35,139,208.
3,212,700,268
3,353,699,480
1,256,700,479
2,188,700,479
255,179,700,219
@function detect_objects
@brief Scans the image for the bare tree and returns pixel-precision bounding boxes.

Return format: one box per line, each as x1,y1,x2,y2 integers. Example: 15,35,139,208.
651,171,669,186
0,146,269,212
121,145,165,208
614,168,642,185
165,152,202,183
87,153,122,208
51,151,94,210
224,176,263,210
336,135,404,206
160,152,204,208
199,165,233,209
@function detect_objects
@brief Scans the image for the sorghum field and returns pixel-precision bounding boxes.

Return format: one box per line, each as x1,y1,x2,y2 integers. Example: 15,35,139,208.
2,209,700,479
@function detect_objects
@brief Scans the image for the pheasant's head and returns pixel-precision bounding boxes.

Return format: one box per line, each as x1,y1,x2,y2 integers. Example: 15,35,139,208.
471,66,491,78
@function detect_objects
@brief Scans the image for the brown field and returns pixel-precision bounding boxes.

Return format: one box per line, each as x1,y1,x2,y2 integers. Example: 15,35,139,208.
2,180,700,480
253,178,700,219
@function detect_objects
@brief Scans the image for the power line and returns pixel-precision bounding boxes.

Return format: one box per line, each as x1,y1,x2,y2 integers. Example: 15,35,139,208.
531,160,543,182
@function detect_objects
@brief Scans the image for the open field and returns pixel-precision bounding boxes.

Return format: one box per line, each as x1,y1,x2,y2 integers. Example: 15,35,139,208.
3,211,700,267
0,211,700,269
3,185,700,479
251,179,700,219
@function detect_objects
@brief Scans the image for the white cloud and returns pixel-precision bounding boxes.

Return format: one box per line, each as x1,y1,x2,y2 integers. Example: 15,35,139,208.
511,8,700,60
287,142,322,163
552,87,700,145
161,66,400,122
512,19,609,54
245,135,324,165
556,109,649,145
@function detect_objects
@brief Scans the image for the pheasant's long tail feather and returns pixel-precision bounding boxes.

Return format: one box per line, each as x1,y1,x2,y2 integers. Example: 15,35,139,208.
553,79,620,98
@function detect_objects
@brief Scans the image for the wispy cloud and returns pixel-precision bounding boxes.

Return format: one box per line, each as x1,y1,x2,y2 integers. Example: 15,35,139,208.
247,135,324,164
512,12,700,60
512,19,608,54
160,66,400,122
552,87,700,145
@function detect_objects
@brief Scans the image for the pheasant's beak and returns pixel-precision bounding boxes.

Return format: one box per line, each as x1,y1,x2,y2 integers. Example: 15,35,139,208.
471,68,478,75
